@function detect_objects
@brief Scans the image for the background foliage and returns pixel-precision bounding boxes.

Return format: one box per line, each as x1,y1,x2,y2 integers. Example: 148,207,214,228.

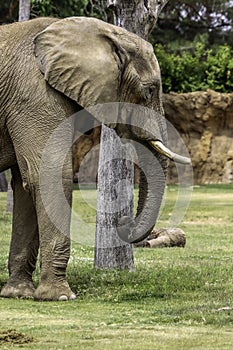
156,40,233,93
0,0,232,93
31,0,88,18
153,0,233,47
152,0,233,92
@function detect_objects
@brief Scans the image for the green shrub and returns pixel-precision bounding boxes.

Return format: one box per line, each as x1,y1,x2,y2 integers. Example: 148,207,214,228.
31,0,88,18
155,43,233,93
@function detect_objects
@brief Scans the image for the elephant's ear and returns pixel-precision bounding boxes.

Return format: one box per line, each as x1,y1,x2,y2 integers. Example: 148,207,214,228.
34,17,128,108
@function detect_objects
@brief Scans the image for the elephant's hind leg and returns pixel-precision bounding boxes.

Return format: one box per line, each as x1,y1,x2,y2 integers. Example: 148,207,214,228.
0,131,16,172
0,166,39,299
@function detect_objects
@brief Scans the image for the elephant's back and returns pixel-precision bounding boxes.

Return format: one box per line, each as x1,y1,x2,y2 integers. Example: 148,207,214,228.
0,18,60,83
0,18,61,116
0,18,59,53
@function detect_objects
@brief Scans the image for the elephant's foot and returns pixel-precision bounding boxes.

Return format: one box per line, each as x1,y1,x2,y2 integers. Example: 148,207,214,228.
0,280,35,299
34,280,76,301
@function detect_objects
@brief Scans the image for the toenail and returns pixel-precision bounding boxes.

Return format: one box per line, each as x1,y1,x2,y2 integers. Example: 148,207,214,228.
59,295,68,301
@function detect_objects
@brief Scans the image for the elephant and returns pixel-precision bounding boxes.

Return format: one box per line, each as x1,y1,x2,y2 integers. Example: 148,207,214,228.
0,16,190,301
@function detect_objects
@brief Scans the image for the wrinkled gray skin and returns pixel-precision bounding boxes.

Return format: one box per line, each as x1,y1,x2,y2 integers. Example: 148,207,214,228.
0,17,167,301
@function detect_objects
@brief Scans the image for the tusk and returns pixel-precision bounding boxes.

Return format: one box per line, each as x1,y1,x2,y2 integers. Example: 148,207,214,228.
150,140,191,165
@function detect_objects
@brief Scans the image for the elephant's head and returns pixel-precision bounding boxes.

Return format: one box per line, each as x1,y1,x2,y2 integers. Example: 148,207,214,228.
34,17,190,243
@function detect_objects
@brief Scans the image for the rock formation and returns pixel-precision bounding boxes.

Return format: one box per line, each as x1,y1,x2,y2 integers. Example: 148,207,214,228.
73,125,100,183
164,90,233,184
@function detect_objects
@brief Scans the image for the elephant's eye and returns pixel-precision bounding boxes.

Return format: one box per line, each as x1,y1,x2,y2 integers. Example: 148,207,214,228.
148,87,154,96
144,86,154,99
145,80,160,98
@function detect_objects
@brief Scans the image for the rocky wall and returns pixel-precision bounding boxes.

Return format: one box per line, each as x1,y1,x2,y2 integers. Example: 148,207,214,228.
164,90,233,184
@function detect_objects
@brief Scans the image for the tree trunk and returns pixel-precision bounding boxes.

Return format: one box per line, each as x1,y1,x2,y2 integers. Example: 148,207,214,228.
18,0,30,21
94,124,135,270
107,0,169,39
94,0,168,269
6,172,13,213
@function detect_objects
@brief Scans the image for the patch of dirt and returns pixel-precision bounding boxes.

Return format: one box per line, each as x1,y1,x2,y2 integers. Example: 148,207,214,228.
0,329,34,345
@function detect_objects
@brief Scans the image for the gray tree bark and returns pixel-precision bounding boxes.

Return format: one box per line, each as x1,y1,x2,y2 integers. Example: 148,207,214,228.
107,0,169,39
94,0,168,269
18,0,31,21
6,172,13,213
94,124,135,270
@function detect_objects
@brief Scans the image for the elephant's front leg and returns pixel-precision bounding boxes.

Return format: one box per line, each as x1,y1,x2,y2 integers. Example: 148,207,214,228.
0,165,38,299
34,200,76,301
33,156,76,301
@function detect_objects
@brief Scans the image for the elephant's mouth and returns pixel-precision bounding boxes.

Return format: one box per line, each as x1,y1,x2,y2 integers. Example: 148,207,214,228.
149,140,191,165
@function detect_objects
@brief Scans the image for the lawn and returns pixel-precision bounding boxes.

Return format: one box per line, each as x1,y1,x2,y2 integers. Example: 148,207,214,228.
0,185,233,349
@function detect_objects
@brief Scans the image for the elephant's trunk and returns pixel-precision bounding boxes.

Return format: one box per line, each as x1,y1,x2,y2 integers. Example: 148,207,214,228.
117,140,190,244
117,141,166,243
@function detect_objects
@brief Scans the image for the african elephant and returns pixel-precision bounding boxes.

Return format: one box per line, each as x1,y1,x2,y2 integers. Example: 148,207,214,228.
0,17,189,301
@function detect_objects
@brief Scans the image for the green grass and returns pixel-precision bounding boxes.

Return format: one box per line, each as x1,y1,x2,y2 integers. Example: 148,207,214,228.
1,185,233,349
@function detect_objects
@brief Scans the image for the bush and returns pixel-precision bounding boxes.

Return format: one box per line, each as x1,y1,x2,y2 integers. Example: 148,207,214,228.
155,43,233,93
31,0,88,18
